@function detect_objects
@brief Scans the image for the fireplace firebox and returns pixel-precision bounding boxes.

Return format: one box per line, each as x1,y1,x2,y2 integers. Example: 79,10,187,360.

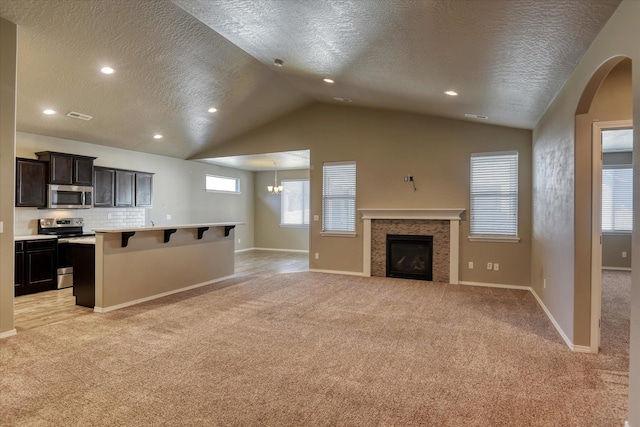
386,234,433,281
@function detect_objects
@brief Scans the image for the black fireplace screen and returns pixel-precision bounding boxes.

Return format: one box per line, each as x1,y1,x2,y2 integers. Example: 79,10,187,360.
386,234,433,281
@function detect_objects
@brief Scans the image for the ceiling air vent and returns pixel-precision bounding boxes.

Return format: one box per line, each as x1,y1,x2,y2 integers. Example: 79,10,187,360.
67,111,93,121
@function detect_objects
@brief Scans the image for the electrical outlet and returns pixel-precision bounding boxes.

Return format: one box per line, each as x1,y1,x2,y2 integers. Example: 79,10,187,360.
544,279,546,289
238,238,241,244
622,251,627,258
166,214,172,220
315,252,319,260
486,262,493,270
493,263,500,271
313,215,319,221
404,176,409,182
107,213,112,220
468,261,474,269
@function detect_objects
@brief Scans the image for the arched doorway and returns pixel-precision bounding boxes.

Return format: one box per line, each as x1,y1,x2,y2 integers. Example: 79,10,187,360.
575,56,633,353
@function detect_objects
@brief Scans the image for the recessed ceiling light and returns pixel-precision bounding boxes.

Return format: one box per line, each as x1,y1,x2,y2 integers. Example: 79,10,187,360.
273,58,284,67
323,78,335,84
207,107,218,113
445,90,458,96
100,66,115,75
43,109,56,115
465,113,489,120
332,97,352,103
153,134,163,139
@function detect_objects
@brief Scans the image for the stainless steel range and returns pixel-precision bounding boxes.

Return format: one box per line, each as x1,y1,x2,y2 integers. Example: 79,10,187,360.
38,217,94,289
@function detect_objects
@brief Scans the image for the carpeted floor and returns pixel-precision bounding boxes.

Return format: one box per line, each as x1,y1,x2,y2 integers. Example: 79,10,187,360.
0,272,630,426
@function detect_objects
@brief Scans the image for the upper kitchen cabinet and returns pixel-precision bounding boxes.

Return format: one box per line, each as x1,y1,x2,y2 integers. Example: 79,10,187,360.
94,167,115,207
94,166,153,208
16,158,47,207
115,170,135,207
135,172,153,207
36,151,96,186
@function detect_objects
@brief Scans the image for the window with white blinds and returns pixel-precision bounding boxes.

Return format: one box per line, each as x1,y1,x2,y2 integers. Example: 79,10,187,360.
281,180,310,226
602,166,633,232
322,161,356,233
470,152,518,237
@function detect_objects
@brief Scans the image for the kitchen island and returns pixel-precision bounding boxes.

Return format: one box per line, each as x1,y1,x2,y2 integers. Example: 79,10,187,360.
92,222,242,312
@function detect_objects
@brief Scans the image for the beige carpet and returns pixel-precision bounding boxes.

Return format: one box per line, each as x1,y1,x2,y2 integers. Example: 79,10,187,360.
1,272,629,426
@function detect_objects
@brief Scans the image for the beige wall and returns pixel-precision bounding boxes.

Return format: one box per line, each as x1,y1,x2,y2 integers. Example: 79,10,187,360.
197,103,532,286
15,132,255,250
254,169,309,251
531,1,639,423
0,17,17,336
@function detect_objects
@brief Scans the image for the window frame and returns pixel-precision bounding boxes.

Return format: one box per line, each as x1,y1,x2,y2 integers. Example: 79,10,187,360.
321,161,357,237
205,174,241,194
280,179,310,228
468,151,520,243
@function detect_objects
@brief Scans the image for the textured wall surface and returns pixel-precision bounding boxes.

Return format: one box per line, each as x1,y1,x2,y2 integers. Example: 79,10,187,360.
371,220,450,283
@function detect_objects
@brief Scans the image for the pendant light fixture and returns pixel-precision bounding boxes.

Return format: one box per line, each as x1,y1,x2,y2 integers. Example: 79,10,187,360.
267,162,284,194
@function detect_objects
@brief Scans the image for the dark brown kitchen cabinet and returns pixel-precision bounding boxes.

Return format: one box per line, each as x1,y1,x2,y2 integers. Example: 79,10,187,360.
72,244,95,308
36,151,96,186
15,158,47,207
135,172,153,207
93,166,153,208
15,239,57,296
94,167,115,207
115,170,135,207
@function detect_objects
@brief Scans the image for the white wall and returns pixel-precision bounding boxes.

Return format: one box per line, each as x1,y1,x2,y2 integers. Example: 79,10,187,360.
15,132,255,250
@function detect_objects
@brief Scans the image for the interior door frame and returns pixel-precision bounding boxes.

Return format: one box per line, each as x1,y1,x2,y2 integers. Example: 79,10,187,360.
591,119,633,353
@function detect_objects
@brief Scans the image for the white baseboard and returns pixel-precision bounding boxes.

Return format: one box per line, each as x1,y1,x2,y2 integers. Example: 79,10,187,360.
602,266,632,271
458,280,531,291
0,329,17,339
309,268,366,277
234,247,254,253
252,247,309,254
529,288,577,351
93,274,235,313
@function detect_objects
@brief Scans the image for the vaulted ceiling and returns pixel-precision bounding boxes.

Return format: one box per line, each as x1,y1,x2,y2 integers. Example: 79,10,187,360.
0,0,621,162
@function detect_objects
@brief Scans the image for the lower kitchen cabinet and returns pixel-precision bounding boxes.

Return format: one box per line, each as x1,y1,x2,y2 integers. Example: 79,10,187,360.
72,244,95,308
15,239,57,296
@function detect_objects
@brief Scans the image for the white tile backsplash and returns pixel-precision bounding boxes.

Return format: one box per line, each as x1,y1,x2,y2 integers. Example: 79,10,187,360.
15,207,146,236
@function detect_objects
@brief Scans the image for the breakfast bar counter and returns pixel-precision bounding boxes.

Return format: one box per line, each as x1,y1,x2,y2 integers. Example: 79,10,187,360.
92,222,243,312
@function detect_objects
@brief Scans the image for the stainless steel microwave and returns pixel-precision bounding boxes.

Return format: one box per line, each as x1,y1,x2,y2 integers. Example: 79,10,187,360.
47,184,93,209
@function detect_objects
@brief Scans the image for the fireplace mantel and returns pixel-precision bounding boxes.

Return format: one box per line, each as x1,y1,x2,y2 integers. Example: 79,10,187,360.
359,208,465,283
359,208,465,221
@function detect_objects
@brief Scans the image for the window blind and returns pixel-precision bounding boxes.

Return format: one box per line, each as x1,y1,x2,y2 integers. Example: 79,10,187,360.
470,152,518,236
322,162,356,233
281,180,310,225
602,166,632,232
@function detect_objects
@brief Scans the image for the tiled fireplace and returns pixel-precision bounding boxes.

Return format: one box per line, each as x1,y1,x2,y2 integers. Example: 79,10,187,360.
359,209,465,284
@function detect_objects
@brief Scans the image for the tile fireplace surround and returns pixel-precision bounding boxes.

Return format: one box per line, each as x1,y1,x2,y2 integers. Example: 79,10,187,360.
359,209,465,284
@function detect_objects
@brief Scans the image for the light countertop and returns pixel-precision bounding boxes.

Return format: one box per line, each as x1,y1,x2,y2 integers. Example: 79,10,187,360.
92,222,244,233
67,237,96,245
15,235,58,242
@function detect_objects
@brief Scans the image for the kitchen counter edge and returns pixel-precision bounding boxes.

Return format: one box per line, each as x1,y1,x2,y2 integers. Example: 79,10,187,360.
91,222,244,233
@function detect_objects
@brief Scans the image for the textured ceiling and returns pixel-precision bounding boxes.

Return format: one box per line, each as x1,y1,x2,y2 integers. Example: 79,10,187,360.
0,0,622,166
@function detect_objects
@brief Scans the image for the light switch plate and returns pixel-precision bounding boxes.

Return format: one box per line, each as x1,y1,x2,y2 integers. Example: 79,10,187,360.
0,221,3,233
313,215,319,221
